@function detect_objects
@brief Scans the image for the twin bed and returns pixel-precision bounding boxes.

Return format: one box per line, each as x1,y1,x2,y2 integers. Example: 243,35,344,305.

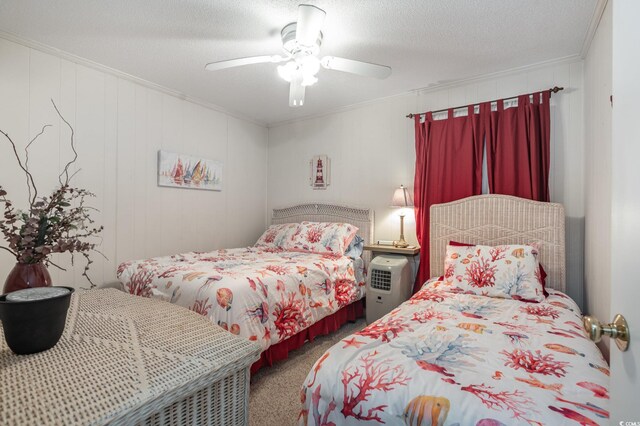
299,195,609,425
117,195,609,425
117,203,374,372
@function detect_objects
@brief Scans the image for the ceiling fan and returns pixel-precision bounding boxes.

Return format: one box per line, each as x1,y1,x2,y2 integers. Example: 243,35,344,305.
204,4,392,107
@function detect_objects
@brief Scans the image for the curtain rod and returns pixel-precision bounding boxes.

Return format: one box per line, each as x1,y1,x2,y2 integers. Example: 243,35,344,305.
405,86,564,119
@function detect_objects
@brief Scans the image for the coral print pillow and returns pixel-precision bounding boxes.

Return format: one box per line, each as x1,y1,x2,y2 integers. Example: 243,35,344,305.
443,243,545,302
254,223,299,249
287,221,359,255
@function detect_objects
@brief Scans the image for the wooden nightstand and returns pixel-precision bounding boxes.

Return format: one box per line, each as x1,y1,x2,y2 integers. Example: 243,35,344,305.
363,244,420,256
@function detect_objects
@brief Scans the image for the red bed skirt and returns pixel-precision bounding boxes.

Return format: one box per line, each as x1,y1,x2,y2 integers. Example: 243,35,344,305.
250,298,365,374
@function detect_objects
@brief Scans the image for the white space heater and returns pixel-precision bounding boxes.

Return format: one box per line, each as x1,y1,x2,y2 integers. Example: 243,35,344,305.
366,255,412,324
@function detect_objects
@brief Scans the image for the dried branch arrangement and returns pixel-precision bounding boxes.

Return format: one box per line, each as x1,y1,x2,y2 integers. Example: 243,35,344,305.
0,99,104,288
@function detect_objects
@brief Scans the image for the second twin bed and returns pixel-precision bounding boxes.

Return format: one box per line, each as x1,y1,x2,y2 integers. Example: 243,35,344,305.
300,195,609,426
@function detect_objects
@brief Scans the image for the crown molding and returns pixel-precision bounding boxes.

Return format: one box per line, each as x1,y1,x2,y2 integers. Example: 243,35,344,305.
269,54,582,128
580,0,609,58
410,54,581,96
0,29,267,128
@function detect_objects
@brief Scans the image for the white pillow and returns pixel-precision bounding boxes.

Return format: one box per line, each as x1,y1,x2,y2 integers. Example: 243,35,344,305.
254,223,299,249
285,221,359,255
443,243,545,302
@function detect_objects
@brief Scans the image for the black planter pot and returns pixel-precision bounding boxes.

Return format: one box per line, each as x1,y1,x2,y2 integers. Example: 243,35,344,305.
0,286,74,355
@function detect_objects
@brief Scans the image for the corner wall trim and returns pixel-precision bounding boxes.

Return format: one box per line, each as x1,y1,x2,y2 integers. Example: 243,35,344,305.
580,0,609,58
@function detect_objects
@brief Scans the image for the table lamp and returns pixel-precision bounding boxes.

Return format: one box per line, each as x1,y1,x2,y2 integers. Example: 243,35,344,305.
390,185,413,248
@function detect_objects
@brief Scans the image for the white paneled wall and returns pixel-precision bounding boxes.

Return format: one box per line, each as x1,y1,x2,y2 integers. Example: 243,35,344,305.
268,94,416,248
584,2,612,359
268,59,586,307
0,37,268,289
0,33,590,309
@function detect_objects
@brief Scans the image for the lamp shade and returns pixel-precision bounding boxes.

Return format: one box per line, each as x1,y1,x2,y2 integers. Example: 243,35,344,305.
390,185,413,207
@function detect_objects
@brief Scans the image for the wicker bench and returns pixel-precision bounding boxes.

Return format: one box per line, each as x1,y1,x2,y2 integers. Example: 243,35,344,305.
0,289,261,425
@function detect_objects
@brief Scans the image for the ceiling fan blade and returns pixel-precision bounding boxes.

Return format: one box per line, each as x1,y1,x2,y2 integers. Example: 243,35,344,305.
296,4,326,47
289,73,306,107
205,55,286,72
320,56,392,79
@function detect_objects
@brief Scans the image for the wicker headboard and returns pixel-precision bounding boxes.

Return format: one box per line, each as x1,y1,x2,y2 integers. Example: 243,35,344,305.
430,194,566,292
271,203,374,263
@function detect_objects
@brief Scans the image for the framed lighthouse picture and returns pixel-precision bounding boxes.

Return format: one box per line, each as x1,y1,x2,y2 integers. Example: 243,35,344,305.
158,150,223,191
309,155,330,190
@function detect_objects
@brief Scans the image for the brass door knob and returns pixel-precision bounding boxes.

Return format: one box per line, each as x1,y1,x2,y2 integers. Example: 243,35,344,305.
583,314,629,351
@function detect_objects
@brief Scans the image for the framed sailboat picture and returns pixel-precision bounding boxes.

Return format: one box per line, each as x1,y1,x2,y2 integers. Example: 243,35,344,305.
158,150,223,191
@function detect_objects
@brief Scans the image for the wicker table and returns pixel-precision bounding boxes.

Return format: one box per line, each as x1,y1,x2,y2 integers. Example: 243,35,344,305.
0,289,261,426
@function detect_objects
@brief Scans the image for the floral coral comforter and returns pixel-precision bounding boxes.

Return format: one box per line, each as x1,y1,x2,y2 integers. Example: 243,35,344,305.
117,247,365,351
300,279,609,425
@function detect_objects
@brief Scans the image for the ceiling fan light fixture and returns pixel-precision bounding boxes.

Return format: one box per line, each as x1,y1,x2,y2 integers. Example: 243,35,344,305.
277,61,297,82
299,55,320,74
278,56,320,86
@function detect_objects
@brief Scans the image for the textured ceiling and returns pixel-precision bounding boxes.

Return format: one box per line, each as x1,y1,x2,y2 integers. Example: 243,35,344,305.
0,0,597,125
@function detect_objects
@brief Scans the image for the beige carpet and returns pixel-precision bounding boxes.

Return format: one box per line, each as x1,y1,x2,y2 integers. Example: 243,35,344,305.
249,318,366,425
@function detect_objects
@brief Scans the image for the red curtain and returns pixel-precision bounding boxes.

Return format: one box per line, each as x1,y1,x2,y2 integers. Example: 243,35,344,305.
413,106,484,292
412,91,551,292
484,91,551,201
